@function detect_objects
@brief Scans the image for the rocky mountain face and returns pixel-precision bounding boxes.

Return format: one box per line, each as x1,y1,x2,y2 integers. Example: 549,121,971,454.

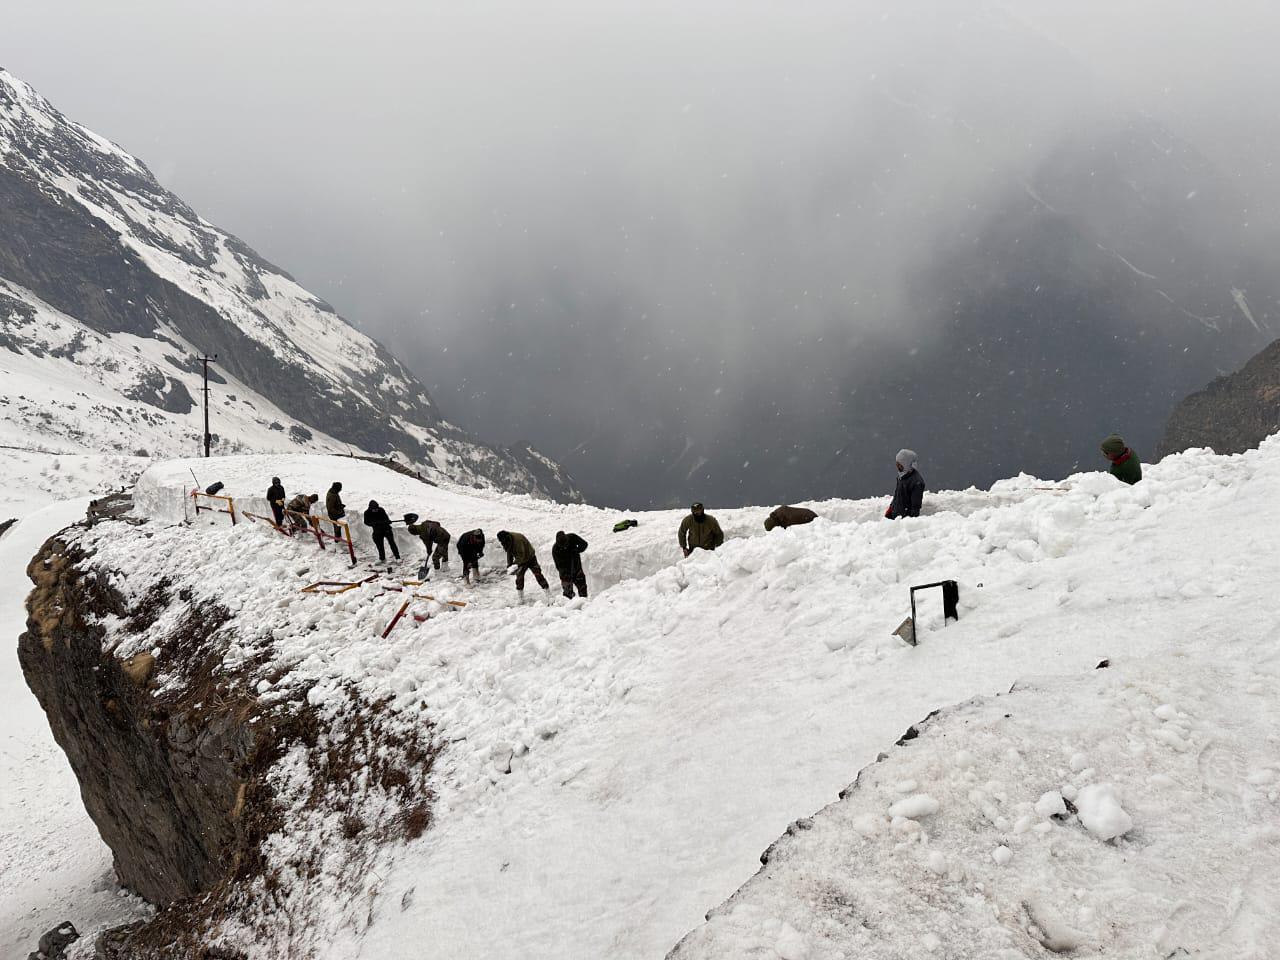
1159,337,1280,456
0,68,579,502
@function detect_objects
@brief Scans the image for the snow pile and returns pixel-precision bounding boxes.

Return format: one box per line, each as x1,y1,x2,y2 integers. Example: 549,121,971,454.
670,656,1280,959
0,449,147,520
9,438,1280,956
1074,782,1133,841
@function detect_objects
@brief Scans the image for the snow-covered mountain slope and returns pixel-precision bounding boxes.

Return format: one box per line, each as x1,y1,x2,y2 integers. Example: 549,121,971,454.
0,68,578,501
13,440,1280,957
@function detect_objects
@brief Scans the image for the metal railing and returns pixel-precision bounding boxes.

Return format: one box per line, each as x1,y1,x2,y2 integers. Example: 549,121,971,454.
191,490,237,525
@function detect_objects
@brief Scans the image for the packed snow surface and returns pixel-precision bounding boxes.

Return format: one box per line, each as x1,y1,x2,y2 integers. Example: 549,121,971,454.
7,439,1280,957
670,654,1280,959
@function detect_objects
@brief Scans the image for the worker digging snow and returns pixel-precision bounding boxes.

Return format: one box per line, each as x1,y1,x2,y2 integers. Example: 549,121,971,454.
404,513,451,579
457,529,486,585
497,530,550,598
285,493,319,532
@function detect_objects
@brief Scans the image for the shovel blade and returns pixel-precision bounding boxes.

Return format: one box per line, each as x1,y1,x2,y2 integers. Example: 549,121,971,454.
893,616,916,646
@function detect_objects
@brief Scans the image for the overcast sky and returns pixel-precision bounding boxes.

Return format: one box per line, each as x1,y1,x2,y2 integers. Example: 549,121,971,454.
6,1,1280,504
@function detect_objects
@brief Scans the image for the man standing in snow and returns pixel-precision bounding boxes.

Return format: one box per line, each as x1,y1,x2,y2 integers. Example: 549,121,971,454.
325,482,345,538
266,476,286,526
678,502,725,557
1100,434,1142,485
404,514,451,571
764,505,817,531
885,449,926,519
457,529,486,585
363,500,400,563
552,531,589,599
497,530,550,595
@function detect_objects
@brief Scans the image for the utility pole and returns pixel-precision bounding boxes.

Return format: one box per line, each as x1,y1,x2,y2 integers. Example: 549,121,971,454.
197,354,218,458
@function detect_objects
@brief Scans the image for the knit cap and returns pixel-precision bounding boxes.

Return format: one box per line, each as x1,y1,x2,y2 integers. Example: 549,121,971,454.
1100,434,1126,457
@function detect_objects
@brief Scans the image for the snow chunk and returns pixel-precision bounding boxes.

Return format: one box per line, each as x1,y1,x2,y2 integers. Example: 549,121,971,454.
1034,790,1067,819
775,921,809,959
1075,783,1133,840
888,794,940,819
991,845,1013,865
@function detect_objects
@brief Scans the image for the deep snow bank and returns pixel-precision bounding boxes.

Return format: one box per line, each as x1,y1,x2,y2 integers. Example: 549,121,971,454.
19,441,1280,957
669,655,1280,959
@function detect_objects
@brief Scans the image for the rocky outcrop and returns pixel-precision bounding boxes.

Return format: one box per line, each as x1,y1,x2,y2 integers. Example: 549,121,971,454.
19,514,438,957
1158,337,1280,457
19,537,247,903
25,921,79,960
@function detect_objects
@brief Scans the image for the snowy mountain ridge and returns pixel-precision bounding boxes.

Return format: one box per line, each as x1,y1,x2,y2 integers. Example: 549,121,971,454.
0,67,579,501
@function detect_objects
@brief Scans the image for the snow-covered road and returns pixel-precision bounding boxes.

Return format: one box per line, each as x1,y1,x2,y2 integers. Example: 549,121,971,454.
6,442,1280,958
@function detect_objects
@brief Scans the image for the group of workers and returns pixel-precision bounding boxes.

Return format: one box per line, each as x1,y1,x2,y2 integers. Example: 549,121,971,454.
264,478,589,597
258,434,1141,602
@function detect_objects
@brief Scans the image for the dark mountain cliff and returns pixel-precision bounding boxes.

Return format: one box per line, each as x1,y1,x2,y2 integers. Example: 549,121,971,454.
1159,337,1280,457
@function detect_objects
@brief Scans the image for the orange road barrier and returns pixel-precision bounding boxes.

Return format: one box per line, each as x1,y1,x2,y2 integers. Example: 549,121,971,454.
382,599,413,638
301,575,379,596
414,593,466,608
280,509,357,565
191,489,237,525
379,580,467,608
243,510,293,537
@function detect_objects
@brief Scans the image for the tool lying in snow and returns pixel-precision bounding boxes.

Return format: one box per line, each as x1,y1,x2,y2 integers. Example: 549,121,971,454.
894,579,960,646
300,575,379,595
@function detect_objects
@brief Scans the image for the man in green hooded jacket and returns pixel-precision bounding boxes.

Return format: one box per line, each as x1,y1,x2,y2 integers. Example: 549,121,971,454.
496,530,550,593
678,502,725,557
1100,434,1142,485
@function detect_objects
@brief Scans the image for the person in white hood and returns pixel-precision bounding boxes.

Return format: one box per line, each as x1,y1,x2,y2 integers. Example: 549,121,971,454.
885,448,926,519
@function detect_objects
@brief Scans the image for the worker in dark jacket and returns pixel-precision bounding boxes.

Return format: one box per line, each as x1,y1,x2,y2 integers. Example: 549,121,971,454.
496,530,549,593
678,502,725,557
552,531,589,598
363,500,400,562
404,514,451,570
266,477,286,526
457,529,486,585
1100,434,1142,485
285,493,318,532
886,449,926,519
764,505,818,531
325,482,346,538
